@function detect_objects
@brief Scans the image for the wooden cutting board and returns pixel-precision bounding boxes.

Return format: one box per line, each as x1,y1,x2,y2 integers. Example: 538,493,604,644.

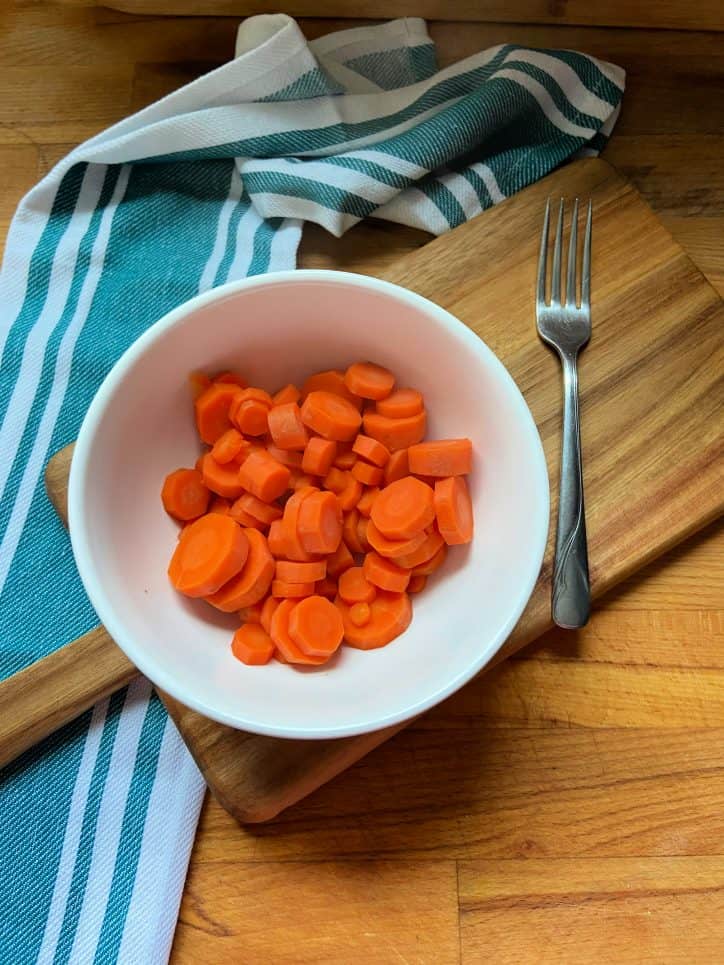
3,158,722,821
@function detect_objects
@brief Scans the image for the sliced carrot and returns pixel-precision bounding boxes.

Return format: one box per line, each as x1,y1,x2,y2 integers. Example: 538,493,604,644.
384,448,409,484
297,491,343,554
272,579,316,599
237,387,274,406
338,566,376,605
366,519,427,561
282,486,320,562
208,495,231,515
267,518,287,557
337,475,362,512
351,460,383,487
376,388,424,419
301,369,362,410
239,602,263,623
231,439,256,466
326,540,354,579
206,528,274,611
211,428,244,464
349,602,371,627
214,371,247,387
273,383,301,405
408,439,472,477
260,595,279,634
266,445,303,470
237,492,282,525
302,437,337,476
238,449,291,502
289,595,344,658
194,451,206,473
231,398,269,437
434,476,474,545
363,551,411,593
200,452,244,499
370,476,435,539
336,590,412,650
413,542,447,576
363,410,426,451
323,466,349,494
344,362,394,401
195,382,242,445
229,499,267,531
276,559,327,583
315,577,338,599
352,434,390,467
357,516,371,553
394,528,445,570
343,509,364,554
231,623,274,665
407,574,427,594
301,391,361,442
189,371,211,400
268,402,308,451
356,487,380,518
333,450,356,470
270,599,327,665
168,514,248,598
161,468,210,521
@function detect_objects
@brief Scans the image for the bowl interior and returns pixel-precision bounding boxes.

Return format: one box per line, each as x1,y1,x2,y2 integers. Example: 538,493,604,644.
71,273,548,738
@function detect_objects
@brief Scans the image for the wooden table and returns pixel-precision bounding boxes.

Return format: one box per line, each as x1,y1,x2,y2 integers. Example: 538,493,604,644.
2,3,723,961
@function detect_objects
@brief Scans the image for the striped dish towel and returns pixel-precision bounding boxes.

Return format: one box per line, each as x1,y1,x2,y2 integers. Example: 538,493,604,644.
0,14,623,963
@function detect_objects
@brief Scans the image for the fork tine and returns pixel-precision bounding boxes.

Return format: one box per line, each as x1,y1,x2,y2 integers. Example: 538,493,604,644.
566,198,579,307
581,199,592,309
551,199,564,305
537,198,550,305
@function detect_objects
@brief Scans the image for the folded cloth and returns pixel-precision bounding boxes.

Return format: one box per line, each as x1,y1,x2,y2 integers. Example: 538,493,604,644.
0,15,623,963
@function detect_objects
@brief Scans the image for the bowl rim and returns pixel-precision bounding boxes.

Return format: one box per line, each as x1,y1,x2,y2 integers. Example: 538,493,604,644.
69,269,550,739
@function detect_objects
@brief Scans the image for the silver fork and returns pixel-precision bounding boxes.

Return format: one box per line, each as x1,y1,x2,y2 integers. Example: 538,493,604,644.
536,198,592,629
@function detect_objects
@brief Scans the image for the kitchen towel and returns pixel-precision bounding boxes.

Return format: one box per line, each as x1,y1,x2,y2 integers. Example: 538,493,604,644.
0,14,624,963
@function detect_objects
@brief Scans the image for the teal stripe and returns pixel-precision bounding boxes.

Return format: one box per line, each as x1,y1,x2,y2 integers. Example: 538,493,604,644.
322,155,412,189
213,191,252,288
345,44,438,90
460,167,497,208
248,217,283,276
544,50,623,106
417,178,463,228
261,67,343,101
243,171,376,219
502,58,606,130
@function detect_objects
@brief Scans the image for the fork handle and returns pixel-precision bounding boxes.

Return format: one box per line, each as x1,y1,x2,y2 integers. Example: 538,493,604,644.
552,352,590,628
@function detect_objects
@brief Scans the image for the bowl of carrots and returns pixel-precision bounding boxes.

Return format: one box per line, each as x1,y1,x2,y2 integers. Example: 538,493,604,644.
69,270,549,739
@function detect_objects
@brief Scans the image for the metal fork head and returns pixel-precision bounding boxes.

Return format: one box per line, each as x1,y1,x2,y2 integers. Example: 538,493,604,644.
536,198,592,356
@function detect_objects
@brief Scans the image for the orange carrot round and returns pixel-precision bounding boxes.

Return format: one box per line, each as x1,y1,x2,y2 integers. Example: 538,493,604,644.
363,410,426,452
189,371,212,400
302,437,337,476
297,491,343,554
268,402,308,451
323,466,349,494
260,595,279,634
291,472,316,491
344,362,394,400
288,595,344,658
275,559,327,583
408,439,472,477
301,369,362,410
238,450,291,502
351,460,384,487
356,487,380,518
384,449,409,485
282,486,320,562
337,475,363,512
273,383,301,405
206,528,274,611
366,519,427,561
211,428,244,464
413,542,447,576
357,515,370,553
237,492,282,525
231,623,274,665
363,551,411,593
229,499,267,531
351,434,390,467
370,476,435,539
407,574,427,594
349,602,371,627
161,468,210,521
168,514,248,598
394,528,445,570
271,579,316,599
376,388,424,419
200,452,244,500
434,476,474,545
338,566,376,605
195,382,242,444
238,602,263,623
326,540,354,579
232,398,269,437
333,449,356,470
301,391,361,442
214,371,247,387
342,509,364,554
315,577,339,599
336,590,412,650
267,519,287,557
266,445,303,470
270,599,327,665
208,495,231,516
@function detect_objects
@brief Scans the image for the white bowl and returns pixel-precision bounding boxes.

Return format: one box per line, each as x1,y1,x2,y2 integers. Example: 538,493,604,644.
69,270,549,739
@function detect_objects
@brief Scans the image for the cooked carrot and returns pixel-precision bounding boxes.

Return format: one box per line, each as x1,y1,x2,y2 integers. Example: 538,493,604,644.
268,402,308,451
276,559,327,583
301,391,361,442
237,387,274,406
231,399,269,437
195,382,242,444
366,519,427,561
357,516,371,553
282,486,320,562
229,499,267,531
326,540,354,579
238,449,291,502
349,602,371,627
231,623,274,665
211,428,244,464
315,577,338,599
408,439,472,477
189,371,211,400
270,599,327,665
337,475,362,512
338,566,377,605
435,476,474,545
323,466,349,494
239,602,263,623
200,452,244,499
214,371,247,387
291,472,316,491
232,439,256,466
336,590,412,649
333,449,356,470
194,452,206,472
352,434,390,467
206,528,274,611
376,388,424,419
272,579,316,599
412,542,447,576
363,410,426,451
297,491,343,554
168,514,248,598
407,574,427,594
301,369,362,410
370,476,435,539
384,448,409,484
289,595,344,658
363,551,411,593
343,509,364,554
394,528,445,570
273,383,301,405
302,437,337,476
162,468,210,521
208,495,231,515
267,519,287,557
351,460,384,487
356,487,380,518
266,445,303,470
260,595,279,634
344,362,394,401
237,492,282,525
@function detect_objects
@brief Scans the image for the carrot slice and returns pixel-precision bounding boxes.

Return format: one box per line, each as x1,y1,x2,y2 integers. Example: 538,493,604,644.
336,590,412,650
200,452,244,499
363,410,426,451
214,371,248,388
268,402,308,451
231,623,274,665
260,595,279,633
208,496,231,516
301,369,362,410
267,519,287,557
238,602,263,623
435,476,474,545
276,559,327,582
412,542,447,576
370,477,435,539
351,460,384,487
337,475,362,512
169,514,248,598
366,519,427,561
344,362,394,401
343,509,364,554
270,599,327,665
349,602,371,627
282,486,320,562
385,449,409,485
189,371,211,400
408,574,427,594
229,499,267,531
333,449,356,470
195,382,242,445
289,595,344,658
302,437,337,476
266,445,303,470
301,391,361,442
211,428,244,464
338,566,376,604
376,388,424,419
297,491,343,554
232,398,269,437
356,487,380,518
408,439,472,477
238,450,291,502
273,383,301,405
357,516,371,553
323,466,349,494
315,577,339,600
237,492,282,525
162,468,210,521
291,472,316,491
206,528,274,611
363,551,411,593
326,540,354,579
352,434,390,467
272,579,316,598
395,528,445,570
237,387,274,406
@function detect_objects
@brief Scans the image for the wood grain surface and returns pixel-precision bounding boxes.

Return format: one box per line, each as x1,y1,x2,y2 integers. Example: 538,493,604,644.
2,4,723,963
